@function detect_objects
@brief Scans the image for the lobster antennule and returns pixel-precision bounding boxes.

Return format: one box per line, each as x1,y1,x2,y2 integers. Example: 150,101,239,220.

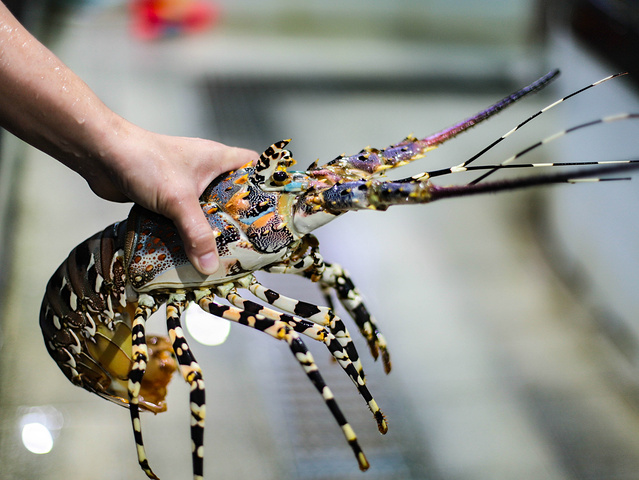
291,77,634,235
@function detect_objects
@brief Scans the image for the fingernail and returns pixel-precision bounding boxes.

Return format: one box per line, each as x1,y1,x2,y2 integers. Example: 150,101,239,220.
197,251,219,275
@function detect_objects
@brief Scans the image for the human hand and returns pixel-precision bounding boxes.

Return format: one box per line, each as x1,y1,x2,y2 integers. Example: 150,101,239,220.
85,120,257,275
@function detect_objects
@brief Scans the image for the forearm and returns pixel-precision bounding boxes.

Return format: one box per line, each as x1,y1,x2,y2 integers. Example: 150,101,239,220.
0,2,258,274
0,3,128,177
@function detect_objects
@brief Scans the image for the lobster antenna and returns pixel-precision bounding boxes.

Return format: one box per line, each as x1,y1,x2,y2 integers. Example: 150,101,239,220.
432,158,639,174
419,69,560,148
466,72,628,184
409,72,626,182
428,160,639,203
420,113,639,180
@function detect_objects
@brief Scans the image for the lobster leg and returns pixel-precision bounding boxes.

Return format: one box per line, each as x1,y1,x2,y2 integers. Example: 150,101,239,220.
166,294,206,480
195,291,371,471
243,274,364,376
263,255,317,275
222,285,387,434
315,263,391,374
127,295,159,480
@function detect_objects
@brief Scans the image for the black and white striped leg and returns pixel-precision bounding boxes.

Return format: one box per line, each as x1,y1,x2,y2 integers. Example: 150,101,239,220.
195,292,371,471
241,275,364,377
222,285,388,434
166,294,206,480
317,263,391,374
263,252,320,276
127,294,159,480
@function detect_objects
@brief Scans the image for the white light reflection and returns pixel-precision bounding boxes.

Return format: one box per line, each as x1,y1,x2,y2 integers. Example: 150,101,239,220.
21,423,53,454
184,302,231,346
18,405,63,455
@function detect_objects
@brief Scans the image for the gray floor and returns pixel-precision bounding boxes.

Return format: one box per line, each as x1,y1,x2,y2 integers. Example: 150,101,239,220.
2,5,639,480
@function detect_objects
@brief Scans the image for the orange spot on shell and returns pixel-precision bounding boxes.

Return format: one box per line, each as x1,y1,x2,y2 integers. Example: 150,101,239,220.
251,211,275,229
233,174,249,185
224,190,251,217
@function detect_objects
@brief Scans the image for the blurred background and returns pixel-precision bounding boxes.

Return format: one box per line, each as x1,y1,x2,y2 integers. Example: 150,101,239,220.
1,0,639,479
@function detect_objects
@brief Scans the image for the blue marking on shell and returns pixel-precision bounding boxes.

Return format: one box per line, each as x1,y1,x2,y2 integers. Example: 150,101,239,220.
239,206,276,225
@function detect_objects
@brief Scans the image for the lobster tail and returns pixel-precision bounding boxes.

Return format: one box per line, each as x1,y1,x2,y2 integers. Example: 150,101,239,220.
39,220,176,413
40,225,125,392
40,226,119,386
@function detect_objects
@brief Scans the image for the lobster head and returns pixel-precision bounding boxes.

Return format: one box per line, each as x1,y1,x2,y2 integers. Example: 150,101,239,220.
252,137,437,235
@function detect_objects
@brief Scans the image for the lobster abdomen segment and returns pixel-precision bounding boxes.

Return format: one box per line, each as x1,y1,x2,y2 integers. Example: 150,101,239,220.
39,220,175,412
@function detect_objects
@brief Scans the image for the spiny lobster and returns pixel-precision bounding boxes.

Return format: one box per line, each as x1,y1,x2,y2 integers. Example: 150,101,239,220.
39,69,639,479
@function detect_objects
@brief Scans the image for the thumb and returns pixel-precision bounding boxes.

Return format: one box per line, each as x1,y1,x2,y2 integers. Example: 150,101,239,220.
171,198,220,275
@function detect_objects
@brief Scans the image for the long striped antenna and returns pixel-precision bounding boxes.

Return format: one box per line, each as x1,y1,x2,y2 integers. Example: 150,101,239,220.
407,72,628,183
466,72,628,184
427,160,639,203
420,113,639,181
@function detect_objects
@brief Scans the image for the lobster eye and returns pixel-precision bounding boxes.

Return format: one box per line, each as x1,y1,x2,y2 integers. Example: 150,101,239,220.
272,170,290,185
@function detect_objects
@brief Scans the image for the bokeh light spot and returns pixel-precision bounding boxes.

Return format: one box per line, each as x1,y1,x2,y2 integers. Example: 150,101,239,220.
21,422,53,454
184,302,231,346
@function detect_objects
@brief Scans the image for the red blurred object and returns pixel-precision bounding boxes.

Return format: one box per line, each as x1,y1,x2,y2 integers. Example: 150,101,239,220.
130,0,220,40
